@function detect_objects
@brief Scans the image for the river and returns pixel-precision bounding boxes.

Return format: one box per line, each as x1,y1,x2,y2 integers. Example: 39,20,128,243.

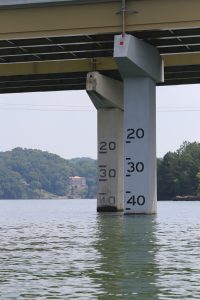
0,199,200,299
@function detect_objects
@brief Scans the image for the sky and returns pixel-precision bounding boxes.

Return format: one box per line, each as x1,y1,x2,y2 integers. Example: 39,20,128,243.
0,84,200,159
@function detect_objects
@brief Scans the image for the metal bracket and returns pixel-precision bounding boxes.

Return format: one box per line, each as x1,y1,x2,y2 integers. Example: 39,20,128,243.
116,8,138,15
116,0,138,35
89,58,101,72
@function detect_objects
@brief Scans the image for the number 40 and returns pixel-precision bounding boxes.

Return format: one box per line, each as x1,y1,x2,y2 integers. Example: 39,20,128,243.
127,195,145,206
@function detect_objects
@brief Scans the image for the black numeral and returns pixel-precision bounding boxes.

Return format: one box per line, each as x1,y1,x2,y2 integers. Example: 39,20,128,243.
99,141,116,154
109,169,116,178
126,161,144,173
99,141,107,152
99,194,116,205
98,166,116,181
126,128,144,143
126,194,145,206
127,128,135,140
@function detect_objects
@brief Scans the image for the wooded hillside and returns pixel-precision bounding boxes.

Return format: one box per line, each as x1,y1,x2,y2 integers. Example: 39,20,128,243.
1,142,200,200
0,148,97,199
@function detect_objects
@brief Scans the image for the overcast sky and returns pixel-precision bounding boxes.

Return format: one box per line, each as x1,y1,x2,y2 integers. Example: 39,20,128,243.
0,84,200,159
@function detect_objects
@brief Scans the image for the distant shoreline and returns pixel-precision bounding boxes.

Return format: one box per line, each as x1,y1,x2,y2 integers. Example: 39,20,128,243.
1,197,200,201
173,196,200,201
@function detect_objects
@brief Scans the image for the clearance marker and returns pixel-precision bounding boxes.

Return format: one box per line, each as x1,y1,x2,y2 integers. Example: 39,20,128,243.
119,34,125,46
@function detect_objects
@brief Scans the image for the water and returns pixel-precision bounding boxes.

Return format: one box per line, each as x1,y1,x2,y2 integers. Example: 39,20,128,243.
1,200,200,299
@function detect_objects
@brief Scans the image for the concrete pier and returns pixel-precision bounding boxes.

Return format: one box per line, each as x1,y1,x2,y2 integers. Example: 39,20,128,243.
114,34,163,214
86,72,124,211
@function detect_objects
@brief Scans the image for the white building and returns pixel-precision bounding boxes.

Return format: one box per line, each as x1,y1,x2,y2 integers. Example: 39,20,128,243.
69,176,87,188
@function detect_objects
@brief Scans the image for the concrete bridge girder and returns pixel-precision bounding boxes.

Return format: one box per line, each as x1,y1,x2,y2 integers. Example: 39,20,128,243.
0,52,200,77
0,0,200,38
86,72,123,110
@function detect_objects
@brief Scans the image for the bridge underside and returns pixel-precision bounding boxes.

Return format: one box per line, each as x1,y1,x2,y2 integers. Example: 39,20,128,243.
1,0,200,93
2,28,200,93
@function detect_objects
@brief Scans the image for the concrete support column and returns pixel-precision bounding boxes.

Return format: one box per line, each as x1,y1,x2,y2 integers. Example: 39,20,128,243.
123,77,156,214
86,72,124,212
114,34,163,214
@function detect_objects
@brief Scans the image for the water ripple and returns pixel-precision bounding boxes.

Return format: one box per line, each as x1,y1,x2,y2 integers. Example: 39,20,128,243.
1,200,200,299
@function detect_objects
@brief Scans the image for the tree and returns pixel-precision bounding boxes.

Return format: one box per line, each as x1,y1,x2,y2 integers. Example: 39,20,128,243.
157,141,200,199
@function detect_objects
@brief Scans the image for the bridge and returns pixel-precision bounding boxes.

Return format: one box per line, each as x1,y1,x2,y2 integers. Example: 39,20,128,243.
1,0,200,213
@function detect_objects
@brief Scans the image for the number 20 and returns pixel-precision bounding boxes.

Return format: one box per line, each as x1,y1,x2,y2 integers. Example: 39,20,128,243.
99,141,116,153
127,128,144,140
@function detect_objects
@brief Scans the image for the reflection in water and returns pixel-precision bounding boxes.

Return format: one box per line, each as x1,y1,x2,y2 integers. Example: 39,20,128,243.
93,213,160,299
155,202,200,299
